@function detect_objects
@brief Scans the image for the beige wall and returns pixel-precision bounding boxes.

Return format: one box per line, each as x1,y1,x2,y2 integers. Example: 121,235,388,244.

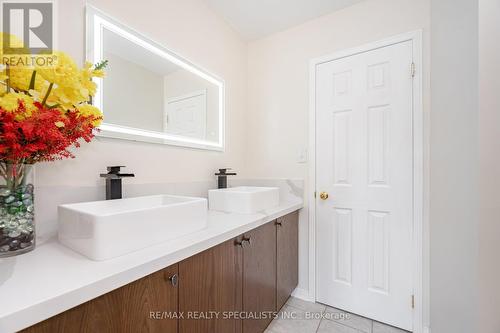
104,52,165,132
246,0,430,179
430,0,479,332
35,0,248,186
479,0,500,332
246,0,430,327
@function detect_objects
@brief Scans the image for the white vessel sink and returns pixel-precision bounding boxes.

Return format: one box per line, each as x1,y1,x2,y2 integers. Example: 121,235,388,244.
208,186,279,214
58,195,207,260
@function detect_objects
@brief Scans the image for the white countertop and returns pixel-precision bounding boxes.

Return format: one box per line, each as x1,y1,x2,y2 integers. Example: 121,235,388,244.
0,199,302,333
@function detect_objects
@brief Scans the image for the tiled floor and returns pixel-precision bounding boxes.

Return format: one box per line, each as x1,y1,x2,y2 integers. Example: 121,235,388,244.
265,297,411,333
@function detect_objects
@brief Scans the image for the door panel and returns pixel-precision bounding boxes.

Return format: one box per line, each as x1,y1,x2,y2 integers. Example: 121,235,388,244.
121,265,179,333
276,212,299,310
21,265,179,333
242,222,276,333
165,90,207,139
316,40,414,330
179,238,243,333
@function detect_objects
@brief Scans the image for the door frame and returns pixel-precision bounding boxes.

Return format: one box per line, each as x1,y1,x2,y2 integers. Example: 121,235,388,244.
308,30,425,333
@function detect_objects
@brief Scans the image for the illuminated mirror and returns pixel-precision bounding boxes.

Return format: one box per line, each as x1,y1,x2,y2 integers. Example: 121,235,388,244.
86,6,225,150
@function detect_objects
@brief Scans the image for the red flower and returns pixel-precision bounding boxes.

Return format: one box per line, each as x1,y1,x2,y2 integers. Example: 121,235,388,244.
0,100,101,164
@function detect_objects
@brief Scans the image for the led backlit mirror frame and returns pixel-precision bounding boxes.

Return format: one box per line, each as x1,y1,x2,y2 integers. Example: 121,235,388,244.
86,6,225,151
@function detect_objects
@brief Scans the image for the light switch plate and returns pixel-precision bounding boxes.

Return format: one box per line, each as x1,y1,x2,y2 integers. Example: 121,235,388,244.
297,148,308,163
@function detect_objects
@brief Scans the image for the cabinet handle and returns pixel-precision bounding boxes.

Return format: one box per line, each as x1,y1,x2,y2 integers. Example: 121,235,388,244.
242,236,251,246
168,274,178,287
235,236,252,247
275,219,282,226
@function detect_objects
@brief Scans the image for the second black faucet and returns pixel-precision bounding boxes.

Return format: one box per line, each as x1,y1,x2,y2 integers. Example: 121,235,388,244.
215,168,236,189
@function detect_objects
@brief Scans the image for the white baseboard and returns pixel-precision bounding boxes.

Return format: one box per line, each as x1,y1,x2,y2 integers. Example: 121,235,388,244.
291,288,314,302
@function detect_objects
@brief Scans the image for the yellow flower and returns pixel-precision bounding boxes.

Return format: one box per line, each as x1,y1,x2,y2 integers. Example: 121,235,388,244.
81,78,97,96
0,40,106,116
0,92,37,119
36,51,79,86
8,67,45,92
92,69,105,78
76,103,103,126
0,33,25,60
48,82,92,110
82,61,105,79
33,53,105,110
0,35,36,93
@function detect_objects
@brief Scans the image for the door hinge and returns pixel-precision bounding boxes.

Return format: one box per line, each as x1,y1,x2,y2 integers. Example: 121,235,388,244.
411,62,416,78
411,294,415,309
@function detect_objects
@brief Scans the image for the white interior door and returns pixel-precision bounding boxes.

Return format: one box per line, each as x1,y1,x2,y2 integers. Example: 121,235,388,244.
165,90,207,139
316,40,414,330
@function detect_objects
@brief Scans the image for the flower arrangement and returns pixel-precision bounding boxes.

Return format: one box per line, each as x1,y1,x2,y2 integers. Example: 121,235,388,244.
0,33,106,256
0,35,104,165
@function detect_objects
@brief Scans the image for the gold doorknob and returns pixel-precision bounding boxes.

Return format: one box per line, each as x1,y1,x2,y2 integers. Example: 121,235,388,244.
319,192,329,200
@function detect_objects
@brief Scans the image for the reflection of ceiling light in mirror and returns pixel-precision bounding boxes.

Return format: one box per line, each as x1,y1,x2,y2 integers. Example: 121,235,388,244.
102,29,180,75
93,16,222,86
87,6,225,150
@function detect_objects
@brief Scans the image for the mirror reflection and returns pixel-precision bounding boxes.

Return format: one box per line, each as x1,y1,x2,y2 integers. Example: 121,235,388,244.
87,6,224,150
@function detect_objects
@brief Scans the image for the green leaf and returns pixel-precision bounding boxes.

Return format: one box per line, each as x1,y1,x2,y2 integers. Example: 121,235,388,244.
94,60,108,70
28,70,37,90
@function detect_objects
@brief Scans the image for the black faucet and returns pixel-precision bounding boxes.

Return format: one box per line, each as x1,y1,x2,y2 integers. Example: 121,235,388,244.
215,168,237,189
100,166,135,200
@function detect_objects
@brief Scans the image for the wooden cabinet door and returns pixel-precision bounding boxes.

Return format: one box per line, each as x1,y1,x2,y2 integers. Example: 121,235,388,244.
20,289,122,333
120,264,179,333
179,238,243,333
276,211,299,310
21,264,179,333
242,221,277,333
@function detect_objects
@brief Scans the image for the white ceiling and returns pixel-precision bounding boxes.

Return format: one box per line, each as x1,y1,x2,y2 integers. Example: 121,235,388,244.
204,0,365,40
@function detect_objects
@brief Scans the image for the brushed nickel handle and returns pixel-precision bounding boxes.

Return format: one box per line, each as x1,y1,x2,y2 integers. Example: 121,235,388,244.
242,236,251,246
168,274,178,287
275,219,282,226
235,236,252,247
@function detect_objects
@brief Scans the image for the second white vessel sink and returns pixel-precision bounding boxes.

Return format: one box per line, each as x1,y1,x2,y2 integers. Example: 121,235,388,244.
58,195,207,260
208,186,279,214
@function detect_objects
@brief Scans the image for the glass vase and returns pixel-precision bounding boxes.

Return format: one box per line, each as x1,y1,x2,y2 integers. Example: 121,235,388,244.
0,163,35,257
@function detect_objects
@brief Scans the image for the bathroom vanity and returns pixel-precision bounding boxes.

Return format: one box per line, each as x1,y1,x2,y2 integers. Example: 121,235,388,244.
0,187,302,333
19,211,298,333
